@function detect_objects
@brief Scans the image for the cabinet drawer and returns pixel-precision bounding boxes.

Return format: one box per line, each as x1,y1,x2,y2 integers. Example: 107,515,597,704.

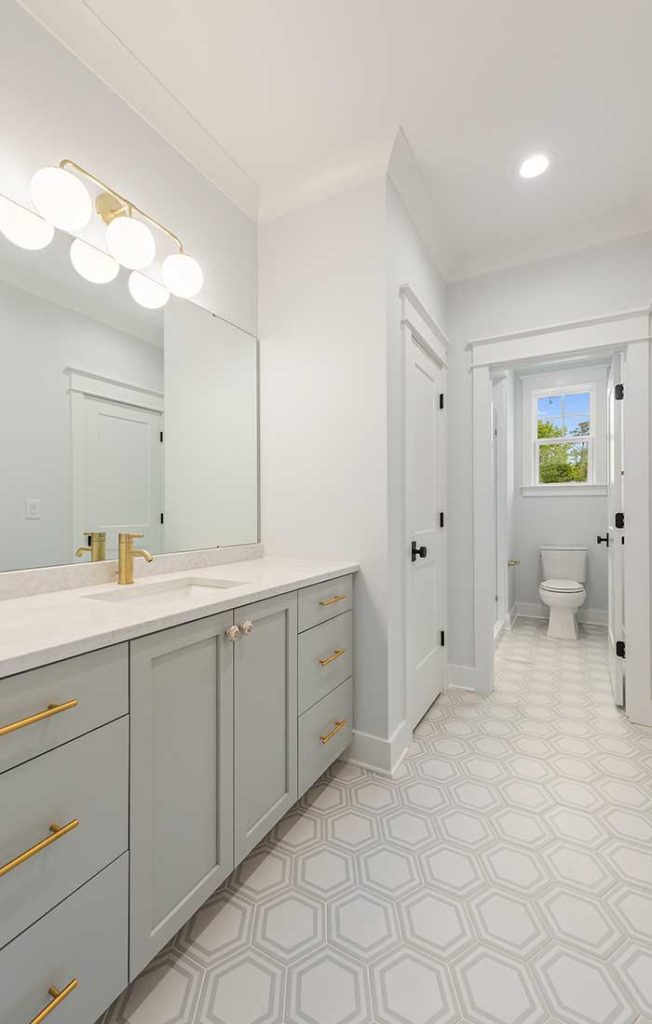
0,854,128,1024
298,612,353,714
0,644,128,775
298,677,353,797
0,717,128,950
298,575,353,632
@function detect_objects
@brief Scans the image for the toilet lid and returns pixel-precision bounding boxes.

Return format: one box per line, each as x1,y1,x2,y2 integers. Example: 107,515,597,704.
541,578,584,594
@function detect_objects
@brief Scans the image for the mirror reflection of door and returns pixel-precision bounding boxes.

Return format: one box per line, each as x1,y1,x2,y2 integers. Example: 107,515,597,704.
73,394,162,561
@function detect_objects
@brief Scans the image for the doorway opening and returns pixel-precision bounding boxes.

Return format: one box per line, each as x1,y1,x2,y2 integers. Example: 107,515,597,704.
469,309,651,727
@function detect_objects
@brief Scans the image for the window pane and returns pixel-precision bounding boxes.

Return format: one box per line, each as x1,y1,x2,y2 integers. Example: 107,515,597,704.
538,441,589,483
537,415,565,438
564,414,591,436
537,395,562,417
564,391,591,416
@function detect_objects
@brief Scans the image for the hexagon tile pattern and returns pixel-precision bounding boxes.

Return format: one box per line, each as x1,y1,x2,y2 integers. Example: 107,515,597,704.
99,621,652,1024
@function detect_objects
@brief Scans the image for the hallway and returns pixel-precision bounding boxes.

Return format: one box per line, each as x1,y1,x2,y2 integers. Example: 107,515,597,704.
102,620,652,1024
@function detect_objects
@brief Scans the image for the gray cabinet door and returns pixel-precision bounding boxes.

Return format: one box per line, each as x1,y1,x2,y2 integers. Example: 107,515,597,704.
129,612,234,978
234,592,298,862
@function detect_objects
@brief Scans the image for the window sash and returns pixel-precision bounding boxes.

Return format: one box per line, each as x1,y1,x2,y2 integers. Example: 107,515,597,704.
534,435,594,485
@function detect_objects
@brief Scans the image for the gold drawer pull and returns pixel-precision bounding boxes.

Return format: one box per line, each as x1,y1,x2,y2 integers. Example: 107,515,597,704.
29,979,78,1024
320,719,348,744
319,649,346,668
0,700,78,737
0,819,79,878
319,594,347,607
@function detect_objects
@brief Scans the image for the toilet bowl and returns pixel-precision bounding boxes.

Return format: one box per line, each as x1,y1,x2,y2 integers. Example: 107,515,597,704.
539,547,587,640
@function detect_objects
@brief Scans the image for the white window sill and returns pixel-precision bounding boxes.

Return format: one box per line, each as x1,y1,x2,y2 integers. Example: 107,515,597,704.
521,484,607,497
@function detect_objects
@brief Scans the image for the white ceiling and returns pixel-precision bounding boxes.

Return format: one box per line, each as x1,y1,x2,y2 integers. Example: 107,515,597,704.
20,0,652,278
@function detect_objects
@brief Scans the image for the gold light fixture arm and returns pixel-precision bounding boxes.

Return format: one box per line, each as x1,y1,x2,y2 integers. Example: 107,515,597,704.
59,159,183,253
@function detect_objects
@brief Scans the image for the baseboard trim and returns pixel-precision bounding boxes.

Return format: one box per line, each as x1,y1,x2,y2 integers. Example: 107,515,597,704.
507,604,517,628
343,719,412,777
447,663,478,689
515,601,608,626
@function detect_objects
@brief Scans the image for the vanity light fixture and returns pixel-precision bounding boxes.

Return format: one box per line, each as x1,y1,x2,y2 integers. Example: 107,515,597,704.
519,153,551,179
70,238,120,284
128,270,170,309
0,196,54,250
30,166,92,232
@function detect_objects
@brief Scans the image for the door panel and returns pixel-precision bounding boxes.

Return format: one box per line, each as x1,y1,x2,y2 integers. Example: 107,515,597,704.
406,335,445,728
129,613,234,978
74,394,162,559
607,354,625,705
234,592,298,862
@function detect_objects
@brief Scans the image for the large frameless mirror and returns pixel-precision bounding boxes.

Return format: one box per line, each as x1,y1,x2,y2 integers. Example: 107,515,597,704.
0,226,258,572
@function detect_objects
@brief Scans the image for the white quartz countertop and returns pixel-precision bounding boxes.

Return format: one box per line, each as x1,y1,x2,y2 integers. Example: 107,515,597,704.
0,557,358,679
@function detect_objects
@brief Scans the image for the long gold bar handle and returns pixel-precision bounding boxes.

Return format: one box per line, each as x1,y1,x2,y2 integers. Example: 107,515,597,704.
319,595,347,607
0,700,78,738
28,979,79,1024
0,819,79,878
320,719,348,744
319,649,346,668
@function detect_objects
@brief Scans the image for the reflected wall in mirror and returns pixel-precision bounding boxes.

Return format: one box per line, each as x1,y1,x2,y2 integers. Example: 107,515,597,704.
0,228,258,572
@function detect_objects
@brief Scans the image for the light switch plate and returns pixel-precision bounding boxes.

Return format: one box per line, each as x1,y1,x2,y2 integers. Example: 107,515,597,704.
25,498,41,520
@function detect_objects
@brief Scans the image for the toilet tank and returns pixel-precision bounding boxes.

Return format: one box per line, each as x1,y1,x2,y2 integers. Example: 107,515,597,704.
540,546,587,583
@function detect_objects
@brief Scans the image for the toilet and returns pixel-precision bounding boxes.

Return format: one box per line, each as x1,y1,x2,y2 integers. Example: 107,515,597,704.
538,546,587,639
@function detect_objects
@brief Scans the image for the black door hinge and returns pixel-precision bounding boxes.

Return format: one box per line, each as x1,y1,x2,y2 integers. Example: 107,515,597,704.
615,512,625,529
440,512,445,528
160,513,164,525
440,630,445,647
616,640,626,659
615,384,624,401
160,431,164,442
439,393,444,410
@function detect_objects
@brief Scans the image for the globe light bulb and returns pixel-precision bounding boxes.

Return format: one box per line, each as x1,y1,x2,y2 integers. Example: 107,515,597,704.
30,166,92,231
0,196,54,250
70,238,119,284
106,215,156,270
161,252,204,298
128,271,169,309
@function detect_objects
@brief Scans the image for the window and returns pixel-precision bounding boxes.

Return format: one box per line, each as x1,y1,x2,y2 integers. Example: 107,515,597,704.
535,388,592,484
520,367,607,495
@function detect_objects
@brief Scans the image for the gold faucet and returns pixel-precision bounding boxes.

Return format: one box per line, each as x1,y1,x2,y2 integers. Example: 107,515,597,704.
75,532,106,562
117,533,154,585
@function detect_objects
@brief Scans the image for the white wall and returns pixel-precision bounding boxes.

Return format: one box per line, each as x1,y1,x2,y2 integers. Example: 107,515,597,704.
512,375,608,617
1,3,257,335
260,169,445,770
447,231,652,667
0,279,162,571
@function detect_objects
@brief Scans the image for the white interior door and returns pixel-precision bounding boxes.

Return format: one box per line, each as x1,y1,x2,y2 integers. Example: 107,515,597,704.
607,353,625,705
406,334,445,729
73,395,162,560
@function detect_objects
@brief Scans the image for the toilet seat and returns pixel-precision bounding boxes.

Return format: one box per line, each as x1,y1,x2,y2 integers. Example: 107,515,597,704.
540,578,584,594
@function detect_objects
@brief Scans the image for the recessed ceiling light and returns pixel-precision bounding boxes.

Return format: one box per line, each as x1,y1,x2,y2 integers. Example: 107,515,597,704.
519,153,551,179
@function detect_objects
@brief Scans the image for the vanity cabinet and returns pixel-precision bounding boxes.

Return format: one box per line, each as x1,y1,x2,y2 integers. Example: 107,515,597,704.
234,592,298,862
129,612,235,978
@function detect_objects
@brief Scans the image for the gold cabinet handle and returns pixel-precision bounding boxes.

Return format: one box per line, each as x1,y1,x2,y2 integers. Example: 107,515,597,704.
28,979,78,1024
225,625,241,642
507,559,521,567
240,621,254,637
319,649,346,668
320,719,348,744
319,594,347,607
0,700,78,738
0,819,79,878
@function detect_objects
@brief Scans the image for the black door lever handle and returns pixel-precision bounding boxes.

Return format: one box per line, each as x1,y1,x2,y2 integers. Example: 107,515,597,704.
597,534,609,546
411,541,428,562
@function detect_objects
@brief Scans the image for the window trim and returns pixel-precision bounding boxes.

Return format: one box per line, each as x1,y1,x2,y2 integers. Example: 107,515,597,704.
520,366,607,495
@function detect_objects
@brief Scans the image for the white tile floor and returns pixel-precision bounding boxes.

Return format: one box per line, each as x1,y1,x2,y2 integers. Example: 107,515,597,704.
100,620,652,1024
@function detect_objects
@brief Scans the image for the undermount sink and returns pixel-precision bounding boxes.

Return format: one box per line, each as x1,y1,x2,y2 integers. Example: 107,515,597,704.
84,577,242,604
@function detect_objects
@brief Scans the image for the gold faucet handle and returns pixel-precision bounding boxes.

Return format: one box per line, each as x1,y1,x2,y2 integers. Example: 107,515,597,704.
125,533,144,540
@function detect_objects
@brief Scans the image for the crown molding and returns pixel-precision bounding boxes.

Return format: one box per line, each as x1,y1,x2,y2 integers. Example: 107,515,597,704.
18,0,260,220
